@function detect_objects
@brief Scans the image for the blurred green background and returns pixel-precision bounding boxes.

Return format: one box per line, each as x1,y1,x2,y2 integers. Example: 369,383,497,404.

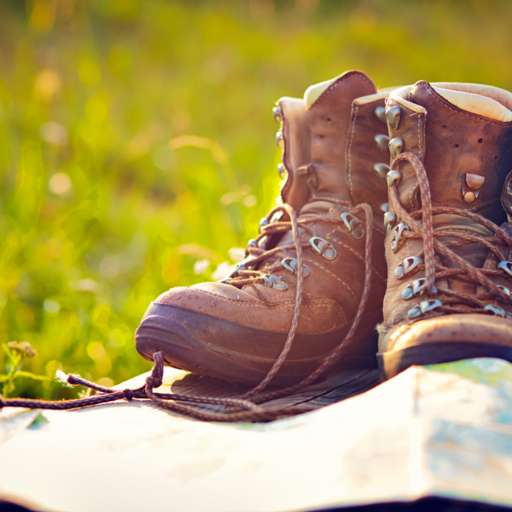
2,0,512,398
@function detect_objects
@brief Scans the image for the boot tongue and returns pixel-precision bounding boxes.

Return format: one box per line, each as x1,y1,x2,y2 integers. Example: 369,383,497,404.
277,97,311,212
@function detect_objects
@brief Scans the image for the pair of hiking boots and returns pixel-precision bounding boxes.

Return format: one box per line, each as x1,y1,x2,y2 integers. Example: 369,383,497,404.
135,70,512,392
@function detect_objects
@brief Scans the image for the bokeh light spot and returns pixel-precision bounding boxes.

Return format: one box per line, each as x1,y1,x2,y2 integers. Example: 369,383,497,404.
43,299,60,314
70,278,99,293
243,194,257,207
193,259,211,275
34,69,62,101
49,173,72,196
108,329,127,348
87,341,106,362
152,145,176,171
228,248,245,262
97,377,114,388
211,262,236,281
39,122,68,145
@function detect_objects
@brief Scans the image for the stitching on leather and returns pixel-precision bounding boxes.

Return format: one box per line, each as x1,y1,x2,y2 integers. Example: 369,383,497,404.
417,112,423,159
468,198,501,212
373,223,386,236
307,258,359,303
300,298,347,324
422,83,512,126
326,226,337,238
182,289,268,308
324,233,386,282
373,222,386,235
297,289,347,326
347,103,358,203
310,194,351,204
178,288,345,314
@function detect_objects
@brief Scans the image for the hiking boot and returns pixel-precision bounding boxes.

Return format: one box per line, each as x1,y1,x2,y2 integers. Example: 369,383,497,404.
378,80,512,379
136,70,390,386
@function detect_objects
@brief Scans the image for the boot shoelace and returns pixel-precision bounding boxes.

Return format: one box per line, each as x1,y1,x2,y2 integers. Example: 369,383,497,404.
0,202,375,422
387,152,512,323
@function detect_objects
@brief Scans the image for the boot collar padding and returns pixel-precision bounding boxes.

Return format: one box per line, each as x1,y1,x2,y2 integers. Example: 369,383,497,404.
353,86,404,106
389,82,512,122
304,77,338,108
277,96,310,175
303,70,377,108
388,85,427,114
353,90,390,106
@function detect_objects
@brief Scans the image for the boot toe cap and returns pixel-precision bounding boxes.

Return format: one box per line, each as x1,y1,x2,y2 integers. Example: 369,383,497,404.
156,282,260,308
154,282,292,331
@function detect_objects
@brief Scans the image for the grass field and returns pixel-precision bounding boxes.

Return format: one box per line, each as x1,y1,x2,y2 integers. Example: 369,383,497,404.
2,0,512,399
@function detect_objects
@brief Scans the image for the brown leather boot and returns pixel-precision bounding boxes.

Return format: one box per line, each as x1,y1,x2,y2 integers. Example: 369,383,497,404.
136,70,390,387
378,81,512,379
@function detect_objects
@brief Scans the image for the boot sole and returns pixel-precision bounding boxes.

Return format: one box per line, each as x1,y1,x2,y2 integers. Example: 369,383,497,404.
136,302,378,386
378,342,512,380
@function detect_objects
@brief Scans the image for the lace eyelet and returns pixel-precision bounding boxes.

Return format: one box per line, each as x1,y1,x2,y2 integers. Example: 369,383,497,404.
497,285,512,297
386,105,401,130
282,257,310,277
462,173,485,203
273,106,282,123
395,256,422,279
245,239,258,256
390,222,409,253
388,138,404,160
374,106,386,123
262,274,288,290
309,237,337,260
341,213,364,240
498,261,512,277
374,134,390,152
407,299,442,319
384,212,396,234
402,278,437,300
386,170,401,188
373,163,389,179
484,304,506,317
259,217,270,233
